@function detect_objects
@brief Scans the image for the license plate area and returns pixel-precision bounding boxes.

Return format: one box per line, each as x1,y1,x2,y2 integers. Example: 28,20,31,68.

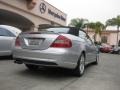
28,38,43,46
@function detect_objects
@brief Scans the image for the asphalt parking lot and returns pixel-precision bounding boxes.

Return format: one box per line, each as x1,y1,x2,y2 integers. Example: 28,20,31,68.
0,53,120,90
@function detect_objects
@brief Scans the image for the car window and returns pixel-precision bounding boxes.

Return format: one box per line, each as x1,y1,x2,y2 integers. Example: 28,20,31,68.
0,28,8,36
86,38,93,45
86,35,94,45
79,30,87,39
0,28,15,37
6,30,16,37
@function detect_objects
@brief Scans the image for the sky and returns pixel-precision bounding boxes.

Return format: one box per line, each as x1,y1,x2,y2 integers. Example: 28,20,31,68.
47,0,120,25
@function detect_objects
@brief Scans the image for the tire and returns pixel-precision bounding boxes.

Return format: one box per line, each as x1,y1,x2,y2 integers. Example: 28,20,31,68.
74,54,85,77
25,64,39,70
93,54,99,65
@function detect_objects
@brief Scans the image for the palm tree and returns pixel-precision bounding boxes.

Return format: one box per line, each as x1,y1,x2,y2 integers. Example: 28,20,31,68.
106,15,120,45
87,22,105,43
68,18,88,29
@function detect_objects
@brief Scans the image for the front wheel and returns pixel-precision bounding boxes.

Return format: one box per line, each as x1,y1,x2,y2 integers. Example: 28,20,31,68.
74,54,85,77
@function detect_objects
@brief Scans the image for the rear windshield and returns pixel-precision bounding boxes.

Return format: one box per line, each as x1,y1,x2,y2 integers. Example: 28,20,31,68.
39,28,69,34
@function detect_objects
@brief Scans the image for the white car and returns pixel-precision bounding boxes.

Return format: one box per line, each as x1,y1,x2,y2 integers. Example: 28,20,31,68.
0,25,21,56
112,45,120,54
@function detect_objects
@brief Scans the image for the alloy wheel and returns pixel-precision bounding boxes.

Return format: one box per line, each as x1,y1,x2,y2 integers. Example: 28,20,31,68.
79,55,85,75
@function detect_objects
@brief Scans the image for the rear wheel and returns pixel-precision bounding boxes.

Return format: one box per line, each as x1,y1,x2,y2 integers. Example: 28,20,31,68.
74,54,85,77
25,64,39,70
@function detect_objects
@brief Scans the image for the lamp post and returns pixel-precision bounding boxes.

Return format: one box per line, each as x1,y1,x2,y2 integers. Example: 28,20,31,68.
86,24,89,34
116,26,119,46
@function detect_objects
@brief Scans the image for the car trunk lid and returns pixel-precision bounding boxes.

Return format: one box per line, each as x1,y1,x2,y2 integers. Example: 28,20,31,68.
20,33,59,50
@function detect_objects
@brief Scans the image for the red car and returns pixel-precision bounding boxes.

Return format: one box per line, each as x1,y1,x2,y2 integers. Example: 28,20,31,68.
100,44,113,53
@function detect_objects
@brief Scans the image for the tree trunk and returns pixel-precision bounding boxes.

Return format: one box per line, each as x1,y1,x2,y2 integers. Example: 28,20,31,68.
93,33,97,43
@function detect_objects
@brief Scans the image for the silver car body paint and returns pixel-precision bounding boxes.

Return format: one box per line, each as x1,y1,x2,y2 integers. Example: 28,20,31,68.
0,25,21,56
13,27,97,69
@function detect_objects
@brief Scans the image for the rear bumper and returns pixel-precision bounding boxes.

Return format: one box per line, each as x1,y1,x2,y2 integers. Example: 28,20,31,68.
14,58,57,66
13,48,79,69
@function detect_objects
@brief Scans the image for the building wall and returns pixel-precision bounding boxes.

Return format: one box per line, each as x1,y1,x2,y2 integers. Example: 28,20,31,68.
87,30,120,45
87,32,101,42
109,33,117,45
109,32,120,45
0,0,67,31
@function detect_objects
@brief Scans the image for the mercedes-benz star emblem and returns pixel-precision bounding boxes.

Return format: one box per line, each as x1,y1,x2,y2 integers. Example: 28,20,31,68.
39,3,46,14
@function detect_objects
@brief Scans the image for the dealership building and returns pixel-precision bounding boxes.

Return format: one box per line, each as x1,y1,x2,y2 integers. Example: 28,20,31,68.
0,0,67,31
86,28,120,46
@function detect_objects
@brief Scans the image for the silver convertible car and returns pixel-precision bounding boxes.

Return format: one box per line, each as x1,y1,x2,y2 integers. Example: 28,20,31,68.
13,26,99,76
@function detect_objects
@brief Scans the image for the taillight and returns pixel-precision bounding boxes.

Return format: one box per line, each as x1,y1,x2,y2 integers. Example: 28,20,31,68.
50,35,72,48
15,36,21,47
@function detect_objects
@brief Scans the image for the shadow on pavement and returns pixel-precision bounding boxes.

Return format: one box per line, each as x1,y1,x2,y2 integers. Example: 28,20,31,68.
19,68,73,78
16,67,78,79
15,63,96,79
0,56,13,60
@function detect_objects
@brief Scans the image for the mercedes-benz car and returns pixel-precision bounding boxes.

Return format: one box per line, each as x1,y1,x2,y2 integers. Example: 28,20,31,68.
13,26,99,76
0,25,21,56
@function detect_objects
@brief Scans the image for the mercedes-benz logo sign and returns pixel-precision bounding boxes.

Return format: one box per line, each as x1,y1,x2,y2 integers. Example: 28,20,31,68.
39,3,46,14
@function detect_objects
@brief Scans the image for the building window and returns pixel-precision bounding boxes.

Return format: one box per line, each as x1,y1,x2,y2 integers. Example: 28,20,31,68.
101,36,107,43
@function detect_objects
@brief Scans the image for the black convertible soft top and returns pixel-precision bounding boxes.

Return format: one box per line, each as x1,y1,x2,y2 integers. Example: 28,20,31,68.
38,24,85,36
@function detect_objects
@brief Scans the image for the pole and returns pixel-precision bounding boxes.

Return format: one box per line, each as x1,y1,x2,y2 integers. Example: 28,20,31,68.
116,26,119,46
86,25,88,34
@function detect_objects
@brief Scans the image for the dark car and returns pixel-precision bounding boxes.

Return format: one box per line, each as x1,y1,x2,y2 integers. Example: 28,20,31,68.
100,44,113,53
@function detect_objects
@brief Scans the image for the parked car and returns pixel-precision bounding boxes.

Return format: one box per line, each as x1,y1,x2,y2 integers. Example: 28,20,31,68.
13,26,99,77
111,45,120,54
0,25,21,56
99,44,113,53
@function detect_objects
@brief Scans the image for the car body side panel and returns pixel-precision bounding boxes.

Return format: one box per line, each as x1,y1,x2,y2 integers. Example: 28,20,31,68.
85,43,97,63
64,34,96,64
0,36,15,56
